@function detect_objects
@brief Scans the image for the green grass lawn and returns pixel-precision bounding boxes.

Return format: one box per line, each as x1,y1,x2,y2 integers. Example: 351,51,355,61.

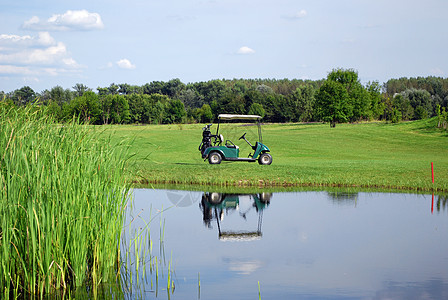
103,118,448,192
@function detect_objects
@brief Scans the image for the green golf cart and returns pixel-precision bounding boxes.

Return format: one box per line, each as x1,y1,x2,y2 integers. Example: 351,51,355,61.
198,114,272,165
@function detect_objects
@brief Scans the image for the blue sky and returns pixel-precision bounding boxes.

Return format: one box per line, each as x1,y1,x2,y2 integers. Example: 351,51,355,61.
1,0,447,93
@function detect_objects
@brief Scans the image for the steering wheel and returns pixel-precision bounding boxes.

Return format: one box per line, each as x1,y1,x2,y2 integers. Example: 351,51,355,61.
239,132,247,140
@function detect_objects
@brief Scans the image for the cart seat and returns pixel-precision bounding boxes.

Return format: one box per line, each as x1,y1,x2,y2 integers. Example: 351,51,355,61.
225,140,239,149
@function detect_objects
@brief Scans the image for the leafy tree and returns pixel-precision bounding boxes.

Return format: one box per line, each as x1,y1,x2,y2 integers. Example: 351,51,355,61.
178,89,203,108
108,83,119,95
290,85,315,122
46,100,62,120
401,88,432,119
110,95,130,124
247,102,266,118
366,81,384,120
13,86,36,105
166,99,186,123
49,86,72,106
142,81,165,95
153,101,167,124
199,104,213,123
315,80,351,127
99,95,113,124
162,78,185,98
72,83,91,97
392,94,413,120
67,91,101,123
127,94,147,123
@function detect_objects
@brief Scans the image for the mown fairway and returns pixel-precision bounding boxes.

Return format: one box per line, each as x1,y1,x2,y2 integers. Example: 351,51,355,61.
106,119,448,192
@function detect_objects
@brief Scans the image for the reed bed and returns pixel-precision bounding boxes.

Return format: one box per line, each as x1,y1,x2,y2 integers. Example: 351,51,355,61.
0,103,132,298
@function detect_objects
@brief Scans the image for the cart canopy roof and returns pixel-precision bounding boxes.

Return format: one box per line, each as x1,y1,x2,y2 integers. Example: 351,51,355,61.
218,114,262,120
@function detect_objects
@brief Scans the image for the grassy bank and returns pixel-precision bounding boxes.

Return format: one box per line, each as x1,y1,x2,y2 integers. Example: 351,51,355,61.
108,119,448,192
0,104,131,297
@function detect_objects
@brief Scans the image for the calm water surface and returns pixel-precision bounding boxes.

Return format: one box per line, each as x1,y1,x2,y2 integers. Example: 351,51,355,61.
122,189,448,299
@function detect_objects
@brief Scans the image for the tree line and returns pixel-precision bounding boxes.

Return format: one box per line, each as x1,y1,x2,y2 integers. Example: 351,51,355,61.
1,69,448,129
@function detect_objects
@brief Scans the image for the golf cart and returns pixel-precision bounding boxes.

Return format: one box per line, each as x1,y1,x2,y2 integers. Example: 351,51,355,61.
198,114,272,165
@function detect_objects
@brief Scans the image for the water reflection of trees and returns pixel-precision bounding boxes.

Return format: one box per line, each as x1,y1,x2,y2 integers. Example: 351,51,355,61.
437,195,448,212
327,191,359,206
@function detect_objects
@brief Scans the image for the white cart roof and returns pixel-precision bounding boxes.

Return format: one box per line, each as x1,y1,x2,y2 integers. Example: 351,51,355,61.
218,114,262,120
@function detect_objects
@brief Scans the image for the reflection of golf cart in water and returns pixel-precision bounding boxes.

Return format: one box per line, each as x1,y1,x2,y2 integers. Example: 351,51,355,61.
198,114,272,165
200,192,272,241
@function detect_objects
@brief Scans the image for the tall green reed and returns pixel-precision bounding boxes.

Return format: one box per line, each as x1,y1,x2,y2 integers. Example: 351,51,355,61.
0,103,131,297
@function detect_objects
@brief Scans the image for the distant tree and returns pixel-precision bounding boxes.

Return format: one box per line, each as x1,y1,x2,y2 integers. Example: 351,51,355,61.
73,83,91,97
127,94,146,123
166,99,186,123
99,95,113,124
118,83,131,95
392,94,413,120
256,84,273,94
366,81,384,120
110,95,130,124
192,80,227,105
178,89,204,108
50,86,72,106
199,104,213,123
247,102,266,118
327,68,371,122
401,89,432,119
108,83,119,95
67,91,101,123
13,86,36,105
46,100,62,120
162,78,185,98
315,80,351,127
142,81,165,95
290,85,315,122
97,87,108,96
153,101,167,124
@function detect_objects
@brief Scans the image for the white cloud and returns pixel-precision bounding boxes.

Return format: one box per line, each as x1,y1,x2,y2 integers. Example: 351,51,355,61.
37,32,56,46
227,260,262,275
0,65,35,75
22,10,104,31
0,32,81,78
430,67,444,76
237,46,255,55
116,58,136,69
284,9,308,20
0,34,33,44
0,32,56,48
295,9,308,18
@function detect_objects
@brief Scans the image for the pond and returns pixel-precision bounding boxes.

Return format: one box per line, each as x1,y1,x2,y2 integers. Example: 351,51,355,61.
120,189,448,299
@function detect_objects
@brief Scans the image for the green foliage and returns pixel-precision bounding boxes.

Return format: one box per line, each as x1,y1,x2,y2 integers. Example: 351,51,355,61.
4,71,448,126
248,102,266,118
316,79,351,126
166,99,186,123
436,104,448,130
366,81,385,120
291,85,315,122
66,91,101,123
199,104,213,122
12,86,36,105
0,104,131,296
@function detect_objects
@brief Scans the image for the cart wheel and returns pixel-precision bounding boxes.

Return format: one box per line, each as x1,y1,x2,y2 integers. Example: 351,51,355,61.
208,152,222,164
258,153,272,165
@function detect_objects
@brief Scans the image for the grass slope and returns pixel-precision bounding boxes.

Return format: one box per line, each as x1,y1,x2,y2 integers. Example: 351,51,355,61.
107,119,448,192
